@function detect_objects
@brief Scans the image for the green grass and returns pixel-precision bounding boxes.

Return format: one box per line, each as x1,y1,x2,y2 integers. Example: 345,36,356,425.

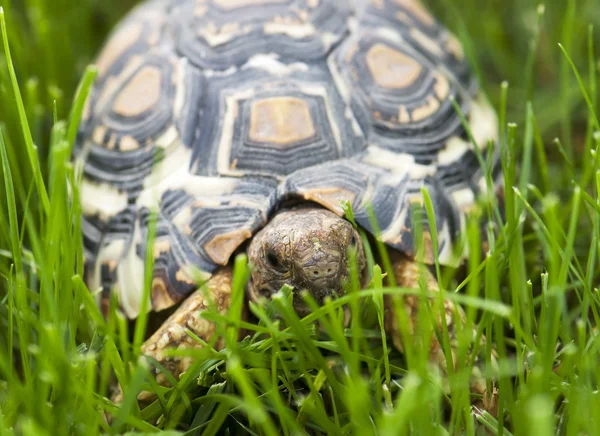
1,0,600,434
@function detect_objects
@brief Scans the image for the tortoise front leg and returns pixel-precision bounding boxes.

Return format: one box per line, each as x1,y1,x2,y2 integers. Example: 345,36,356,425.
141,266,234,386
384,251,496,413
111,267,234,404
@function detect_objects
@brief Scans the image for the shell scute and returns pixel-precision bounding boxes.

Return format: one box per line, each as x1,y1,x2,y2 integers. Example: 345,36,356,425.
329,27,467,161
190,63,365,178
172,0,350,70
360,0,473,89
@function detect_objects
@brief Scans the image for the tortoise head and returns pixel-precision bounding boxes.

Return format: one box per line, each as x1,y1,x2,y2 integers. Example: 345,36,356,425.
247,207,365,317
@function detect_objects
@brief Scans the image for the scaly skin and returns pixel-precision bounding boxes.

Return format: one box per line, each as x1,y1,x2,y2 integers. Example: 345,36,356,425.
111,267,234,404
140,267,233,385
135,207,495,411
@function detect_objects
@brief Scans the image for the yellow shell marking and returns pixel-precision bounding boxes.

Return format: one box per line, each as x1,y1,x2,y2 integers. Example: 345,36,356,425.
392,0,435,26
113,66,162,118
366,43,422,89
120,135,141,151
249,96,316,147
411,95,440,121
96,22,143,76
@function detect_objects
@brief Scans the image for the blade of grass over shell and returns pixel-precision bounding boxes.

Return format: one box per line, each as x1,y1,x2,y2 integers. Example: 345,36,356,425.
44,122,71,324
364,202,419,372
421,187,443,285
72,275,105,330
420,188,455,371
133,209,158,354
227,254,250,347
450,95,503,231
347,243,366,376
0,7,49,214
370,264,391,402
341,200,376,280
66,65,97,152
69,163,84,280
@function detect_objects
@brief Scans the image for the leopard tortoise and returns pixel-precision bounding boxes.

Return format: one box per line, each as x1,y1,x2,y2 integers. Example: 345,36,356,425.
76,0,501,400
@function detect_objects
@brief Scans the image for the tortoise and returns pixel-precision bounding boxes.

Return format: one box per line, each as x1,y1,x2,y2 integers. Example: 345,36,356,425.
76,0,501,403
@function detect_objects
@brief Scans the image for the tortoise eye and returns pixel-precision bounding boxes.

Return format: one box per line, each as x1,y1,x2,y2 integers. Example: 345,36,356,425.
350,234,357,247
259,286,273,296
266,251,286,272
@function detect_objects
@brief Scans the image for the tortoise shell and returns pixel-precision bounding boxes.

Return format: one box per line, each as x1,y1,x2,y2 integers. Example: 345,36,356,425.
77,0,501,318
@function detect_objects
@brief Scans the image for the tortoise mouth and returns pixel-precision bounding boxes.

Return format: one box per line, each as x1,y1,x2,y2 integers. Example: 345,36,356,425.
246,278,345,318
292,287,344,318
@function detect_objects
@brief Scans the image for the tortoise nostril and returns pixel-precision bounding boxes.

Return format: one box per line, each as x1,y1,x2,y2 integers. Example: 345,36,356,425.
309,267,335,278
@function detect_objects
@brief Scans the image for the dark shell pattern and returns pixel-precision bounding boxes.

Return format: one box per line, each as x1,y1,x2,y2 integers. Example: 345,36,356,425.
76,0,501,318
